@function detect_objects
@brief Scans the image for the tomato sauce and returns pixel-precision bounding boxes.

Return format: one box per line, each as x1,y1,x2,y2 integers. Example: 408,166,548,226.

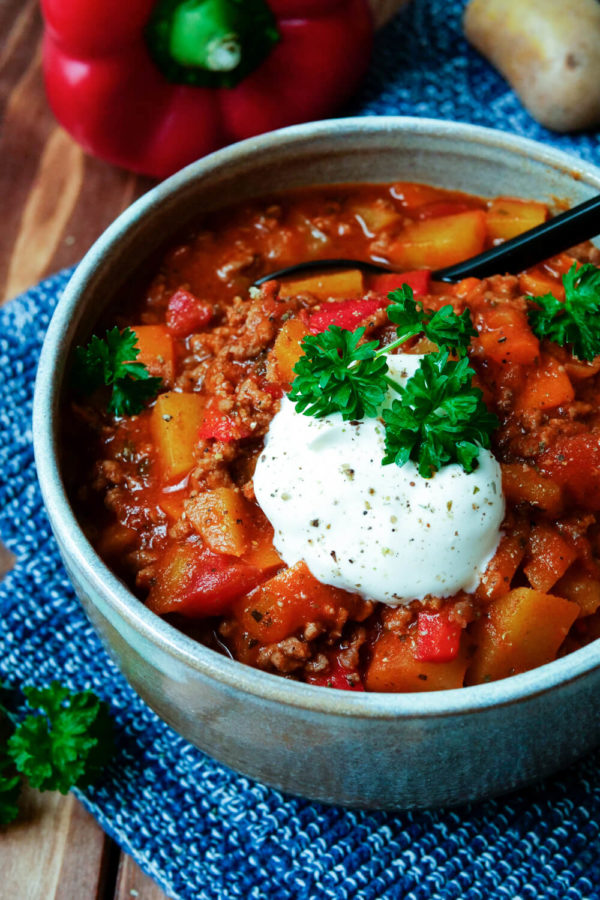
66,182,600,691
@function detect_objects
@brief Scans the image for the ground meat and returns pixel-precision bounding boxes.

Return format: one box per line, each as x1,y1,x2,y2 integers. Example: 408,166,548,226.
257,637,312,674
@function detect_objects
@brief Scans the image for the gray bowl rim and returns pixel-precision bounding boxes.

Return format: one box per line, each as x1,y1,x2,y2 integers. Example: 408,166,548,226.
33,115,600,720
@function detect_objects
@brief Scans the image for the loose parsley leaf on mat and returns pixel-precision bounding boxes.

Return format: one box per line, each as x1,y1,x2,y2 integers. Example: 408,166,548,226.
0,680,114,824
382,351,499,478
289,325,391,420
6,683,114,794
386,285,476,356
528,263,600,361
0,756,21,825
73,326,162,416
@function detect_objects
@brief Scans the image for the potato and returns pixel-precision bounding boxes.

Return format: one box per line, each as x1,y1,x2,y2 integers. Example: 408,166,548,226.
464,0,600,132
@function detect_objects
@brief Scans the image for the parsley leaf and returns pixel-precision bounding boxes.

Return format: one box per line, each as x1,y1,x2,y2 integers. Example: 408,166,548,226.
527,263,600,361
289,326,391,420
73,326,162,416
0,755,21,825
382,351,498,478
386,285,476,355
6,682,114,795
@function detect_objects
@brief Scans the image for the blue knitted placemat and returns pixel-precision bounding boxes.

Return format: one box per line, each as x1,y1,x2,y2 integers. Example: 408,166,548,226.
2,2,600,898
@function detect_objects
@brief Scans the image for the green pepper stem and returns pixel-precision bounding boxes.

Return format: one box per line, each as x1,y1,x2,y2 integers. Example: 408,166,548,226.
169,0,241,72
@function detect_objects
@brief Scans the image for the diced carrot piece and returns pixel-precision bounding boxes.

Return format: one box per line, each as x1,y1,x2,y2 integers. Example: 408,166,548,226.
234,561,361,644
477,305,540,365
475,519,529,603
365,631,468,692
133,325,175,387
486,198,547,242
519,270,565,301
555,564,600,618
524,524,577,592
501,462,563,516
151,391,205,480
387,210,487,270
186,487,253,557
267,316,308,385
278,269,363,300
516,355,574,411
466,588,579,685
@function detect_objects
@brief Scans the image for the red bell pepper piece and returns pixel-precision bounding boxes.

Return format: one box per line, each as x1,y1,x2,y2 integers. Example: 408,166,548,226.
166,289,213,337
539,433,600,510
369,270,431,296
147,542,263,616
307,655,364,691
307,297,383,335
41,0,373,177
198,398,250,442
415,611,462,663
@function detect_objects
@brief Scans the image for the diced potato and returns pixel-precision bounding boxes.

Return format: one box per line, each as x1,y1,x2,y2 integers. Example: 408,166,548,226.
234,561,360,644
267,316,307,384
151,391,205,480
486,198,547,241
387,210,487,270
524,523,577,592
466,588,579,685
352,202,401,233
501,462,563,516
365,631,468,692
158,492,186,522
516,355,574,411
391,182,444,208
242,525,283,575
555,564,600,617
475,519,529,603
96,522,138,559
186,487,252,557
278,269,363,300
133,325,175,386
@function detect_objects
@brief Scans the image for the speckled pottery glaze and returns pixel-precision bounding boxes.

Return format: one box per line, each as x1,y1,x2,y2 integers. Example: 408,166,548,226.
33,118,600,809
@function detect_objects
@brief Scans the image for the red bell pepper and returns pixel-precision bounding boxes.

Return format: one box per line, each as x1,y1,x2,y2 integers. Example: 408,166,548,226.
307,296,384,334
166,289,213,336
41,0,373,178
369,270,431,296
415,611,462,663
198,397,251,442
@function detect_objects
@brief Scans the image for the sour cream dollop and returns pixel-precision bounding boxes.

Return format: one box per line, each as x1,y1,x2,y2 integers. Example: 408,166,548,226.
253,355,505,605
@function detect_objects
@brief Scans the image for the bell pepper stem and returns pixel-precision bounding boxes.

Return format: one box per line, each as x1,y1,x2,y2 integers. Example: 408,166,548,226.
169,0,242,72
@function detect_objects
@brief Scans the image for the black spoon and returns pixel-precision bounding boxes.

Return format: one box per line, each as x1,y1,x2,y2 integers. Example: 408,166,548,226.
253,193,600,286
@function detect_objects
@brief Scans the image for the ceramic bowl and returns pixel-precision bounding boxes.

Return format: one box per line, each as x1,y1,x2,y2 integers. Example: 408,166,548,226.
33,117,600,808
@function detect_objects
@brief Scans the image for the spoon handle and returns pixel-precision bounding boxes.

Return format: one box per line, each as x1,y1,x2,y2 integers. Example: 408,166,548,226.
434,194,600,282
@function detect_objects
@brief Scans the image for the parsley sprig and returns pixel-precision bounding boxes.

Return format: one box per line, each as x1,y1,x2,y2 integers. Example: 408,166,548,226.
73,326,162,416
527,263,600,361
289,285,496,477
382,352,498,477
386,285,477,356
0,681,114,826
289,326,391,420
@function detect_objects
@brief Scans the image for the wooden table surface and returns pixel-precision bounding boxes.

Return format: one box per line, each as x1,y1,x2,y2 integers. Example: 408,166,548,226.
0,1,404,896
0,2,168,896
